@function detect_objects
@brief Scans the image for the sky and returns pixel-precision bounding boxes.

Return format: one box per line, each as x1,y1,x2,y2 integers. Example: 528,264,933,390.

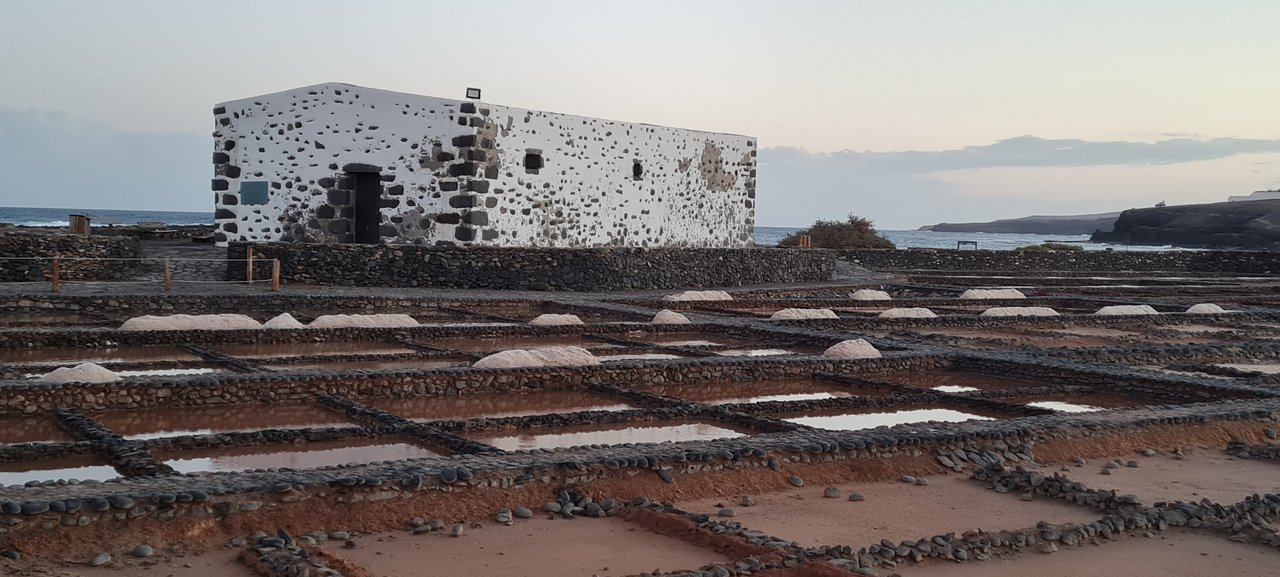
1,0,1278,229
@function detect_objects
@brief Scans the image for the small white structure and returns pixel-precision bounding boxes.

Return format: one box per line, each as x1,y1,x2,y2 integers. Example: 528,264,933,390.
1094,305,1160,316
212,83,756,248
878,308,938,319
959,289,1026,300
528,314,584,326
770,308,839,320
822,339,882,359
40,363,121,384
120,314,262,331
980,306,1060,317
308,314,420,328
663,290,734,302
850,289,892,301
651,310,691,324
472,346,600,369
1185,303,1229,314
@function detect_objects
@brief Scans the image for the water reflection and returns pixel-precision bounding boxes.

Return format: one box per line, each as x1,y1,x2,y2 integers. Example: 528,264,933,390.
596,353,684,362
157,440,441,473
717,349,794,357
0,456,119,485
213,342,415,359
876,371,1041,391
0,417,73,444
97,404,353,440
1027,401,1103,413
0,346,197,365
932,385,980,393
786,409,993,431
651,379,858,404
264,358,469,372
373,390,634,421
472,422,746,451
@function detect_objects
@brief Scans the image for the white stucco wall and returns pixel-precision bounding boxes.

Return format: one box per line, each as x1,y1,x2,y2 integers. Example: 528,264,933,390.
212,82,756,247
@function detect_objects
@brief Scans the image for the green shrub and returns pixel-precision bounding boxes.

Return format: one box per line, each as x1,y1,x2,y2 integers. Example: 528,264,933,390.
1013,242,1084,253
779,214,896,249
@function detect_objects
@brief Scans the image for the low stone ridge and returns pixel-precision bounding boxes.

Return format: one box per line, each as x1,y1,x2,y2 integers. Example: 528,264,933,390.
0,231,141,282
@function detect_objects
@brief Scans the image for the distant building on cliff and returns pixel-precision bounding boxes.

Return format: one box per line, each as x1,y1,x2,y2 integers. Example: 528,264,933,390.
1228,189,1280,202
210,83,757,248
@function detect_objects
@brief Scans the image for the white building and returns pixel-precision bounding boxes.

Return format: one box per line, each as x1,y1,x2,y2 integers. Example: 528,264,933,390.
1228,190,1280,202
211,83,757,247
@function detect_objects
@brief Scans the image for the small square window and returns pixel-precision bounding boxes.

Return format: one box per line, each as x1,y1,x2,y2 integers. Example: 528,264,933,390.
524,153,544,171
632,160,643,180
240,181,269,205
465,87,482,100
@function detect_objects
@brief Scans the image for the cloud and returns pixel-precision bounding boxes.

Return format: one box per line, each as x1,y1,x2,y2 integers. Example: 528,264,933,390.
0,108,209,211
757,136,1280,229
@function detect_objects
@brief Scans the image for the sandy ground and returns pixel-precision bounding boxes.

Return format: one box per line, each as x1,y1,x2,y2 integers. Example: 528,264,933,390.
320,516,729,577
889,530,1280,577
680,473,1098,548
11,549,248,577
1066,450,1280,504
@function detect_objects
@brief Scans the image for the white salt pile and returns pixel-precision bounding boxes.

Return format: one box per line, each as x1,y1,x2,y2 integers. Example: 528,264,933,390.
528,314,585,326
1094,305,1160,316
308,314,420,328
472,346,601,369
1186,303,1229,314
980,306,1060,317
39,363,121,383
663,290,733,302
651,309,691,324
262,313,307,329
822,339,882,359
119,314,262,331
850,289,892,301
770,308,839,320
959,289,1026,300
878,308,938,319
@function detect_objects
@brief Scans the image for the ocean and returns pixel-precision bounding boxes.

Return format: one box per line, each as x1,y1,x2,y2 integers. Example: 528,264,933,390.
0,207,1182,251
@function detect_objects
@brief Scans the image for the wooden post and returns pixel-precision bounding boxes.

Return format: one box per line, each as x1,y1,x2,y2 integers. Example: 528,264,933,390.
271,259,280,292
50,258,60,293
246,247,254,285
163,258,171,292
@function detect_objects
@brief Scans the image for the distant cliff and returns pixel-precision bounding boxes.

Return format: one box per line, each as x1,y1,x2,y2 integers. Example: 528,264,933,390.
922,212,1120,235
1091,199,1280,249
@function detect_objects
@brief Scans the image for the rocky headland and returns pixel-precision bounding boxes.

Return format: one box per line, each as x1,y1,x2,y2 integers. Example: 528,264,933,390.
1091,199,1280,249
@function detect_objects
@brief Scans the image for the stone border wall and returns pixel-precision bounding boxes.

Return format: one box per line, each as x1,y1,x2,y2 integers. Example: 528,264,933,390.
839,249,1280,274
226,243,833,290
0,232,141,281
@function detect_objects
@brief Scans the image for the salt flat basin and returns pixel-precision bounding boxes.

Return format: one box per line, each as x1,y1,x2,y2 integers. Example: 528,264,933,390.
469,420,750,451
262,358,470,372
623,332,758,347
114,367,224,378
153,438,443,473
0,416,74,444
1215,363,1280,374
95,403,354,440
1015,392,1148,413
1027,401,1103,413
211,342,416,359
716,348,797,357
649,379,861,405
370,390,635,422
0,346,199,366
784,408,995,431
425,335,599,352
596,353,685,362
0,454,120,485
873,370,1045,392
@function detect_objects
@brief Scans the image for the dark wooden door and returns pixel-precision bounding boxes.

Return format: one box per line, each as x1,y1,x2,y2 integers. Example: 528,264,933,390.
352,172,381,244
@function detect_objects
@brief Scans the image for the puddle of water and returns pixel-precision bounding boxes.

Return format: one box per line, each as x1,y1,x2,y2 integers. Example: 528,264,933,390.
876,370,1042,391
596,353,685,362
932,385,980,393
371,390,634,422
96,404,354,440
625,333,756,347
717,349,795,357
654,339,723,347
426,335,595,353
115,368,223,378
1027,401,1103,413
263,358,470,372
470,421,748,451
785,408,994,431
213,342,415,359
0,455,120,485
652,379,862,404
0,346,198,366
0,416,74,444
154,438,443,473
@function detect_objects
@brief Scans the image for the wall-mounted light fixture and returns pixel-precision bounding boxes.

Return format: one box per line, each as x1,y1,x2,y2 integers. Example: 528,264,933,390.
465,87,482,100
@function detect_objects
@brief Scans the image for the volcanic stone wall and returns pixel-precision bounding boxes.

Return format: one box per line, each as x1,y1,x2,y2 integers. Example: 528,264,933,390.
226,243,832,290
0,232,140,281
212,82,755,248
839,249,1280,273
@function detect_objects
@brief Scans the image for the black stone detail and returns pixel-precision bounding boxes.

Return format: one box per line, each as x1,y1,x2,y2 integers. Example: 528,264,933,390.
223,140,235,151
448,195,476,209
467,149,487,162
222,222,238,233
316,205,335,219
379,198,400,209
484,197,498,208
221,194,238,206
436,213,461,225
439,181,459,192
459,102,477,114
318,177,336,188
327,220,350,233
327,190,350,205
214,208,236,220
223,165,242,179
448,162,477,177
379,225,397,237
454,226,476,241
342,163,383,173
482,229,500,241
212,106,226,115
462,211,488,226
211,179,229,191
467,180,490,193
436,152,455,162
218,117,230,127
484,165,499,179
386,184,404,195
451,135,476,147
213,152,230,164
